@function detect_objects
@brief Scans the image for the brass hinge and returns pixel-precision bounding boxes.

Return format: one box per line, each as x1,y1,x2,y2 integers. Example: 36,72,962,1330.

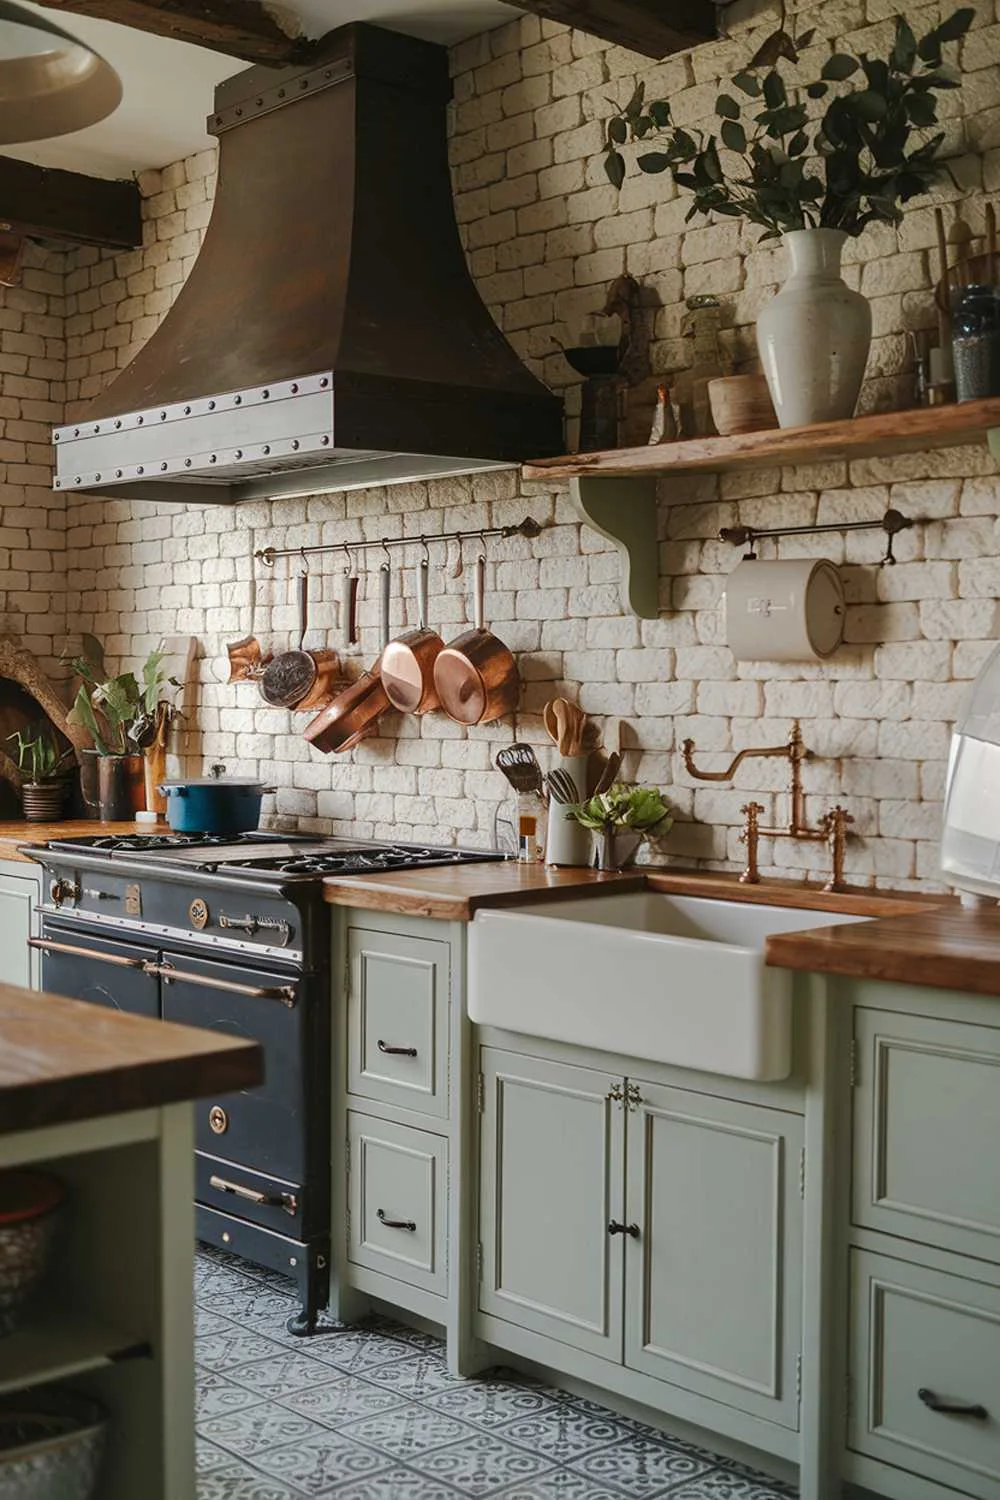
799,1146,806,1200
795,1351,803,1406
476,1242,483,1281
849,1037,859,1088
477,1072,486,1114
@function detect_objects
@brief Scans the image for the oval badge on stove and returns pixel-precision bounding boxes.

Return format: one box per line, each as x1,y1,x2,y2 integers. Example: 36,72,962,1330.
189,898,209,930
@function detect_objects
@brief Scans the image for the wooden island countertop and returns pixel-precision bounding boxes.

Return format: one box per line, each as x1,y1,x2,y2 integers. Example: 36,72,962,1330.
0,983,262,1135
0,820,143,861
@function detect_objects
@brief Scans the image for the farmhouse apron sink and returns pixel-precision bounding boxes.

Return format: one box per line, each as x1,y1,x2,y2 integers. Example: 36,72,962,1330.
468,892,861,1081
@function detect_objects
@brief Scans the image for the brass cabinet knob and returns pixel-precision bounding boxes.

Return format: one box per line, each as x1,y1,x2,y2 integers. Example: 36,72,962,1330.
209,1105,229,1135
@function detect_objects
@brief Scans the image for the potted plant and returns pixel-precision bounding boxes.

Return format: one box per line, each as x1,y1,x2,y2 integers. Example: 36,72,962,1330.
67,643,179,822
567,783,673,871
6,725,75,822
603,9,973,426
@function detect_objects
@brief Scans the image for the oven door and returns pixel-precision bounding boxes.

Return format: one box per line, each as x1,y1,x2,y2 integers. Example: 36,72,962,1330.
159,949,306,1185
32,919,160,1017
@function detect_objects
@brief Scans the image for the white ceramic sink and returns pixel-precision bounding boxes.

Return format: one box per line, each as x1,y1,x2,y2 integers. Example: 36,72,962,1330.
468,892,861,1081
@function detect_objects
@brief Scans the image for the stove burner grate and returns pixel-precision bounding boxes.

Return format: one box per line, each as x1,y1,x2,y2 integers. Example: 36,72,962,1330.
231,847,502,877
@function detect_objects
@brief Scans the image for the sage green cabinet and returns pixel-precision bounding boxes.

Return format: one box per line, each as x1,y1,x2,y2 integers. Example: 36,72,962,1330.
626,1079,804,1431
347,1111,448,1297
479,1048,804,1431
478,1047,625,1362
347,926,450,1120
0,862,40,989
852,1007,1000,1265
849,1247,1000,1500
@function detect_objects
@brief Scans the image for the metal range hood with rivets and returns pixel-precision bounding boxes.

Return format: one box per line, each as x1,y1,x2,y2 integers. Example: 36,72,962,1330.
53,23,563,504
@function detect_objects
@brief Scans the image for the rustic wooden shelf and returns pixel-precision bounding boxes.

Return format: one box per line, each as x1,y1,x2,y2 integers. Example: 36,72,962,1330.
523,397,1000,619
523,395,1000,482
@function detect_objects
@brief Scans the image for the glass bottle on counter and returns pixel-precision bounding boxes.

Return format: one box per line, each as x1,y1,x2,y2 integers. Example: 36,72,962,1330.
516,791,546,863
952,284,1000,402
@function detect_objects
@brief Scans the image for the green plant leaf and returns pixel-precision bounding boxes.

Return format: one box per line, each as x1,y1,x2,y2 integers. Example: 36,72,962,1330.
721,119,747,152
891,16,917,72
821,53,860,80
796,27,816,48
607,116,627,145
67,685,110,756
935,6,975,42
787,129,809,156
716,93,740,119
649,99,671,126
806,81,829,99
763,70,786,109
849,90,889,121
623,80,646,120
637,151,671,173
604,148,626,189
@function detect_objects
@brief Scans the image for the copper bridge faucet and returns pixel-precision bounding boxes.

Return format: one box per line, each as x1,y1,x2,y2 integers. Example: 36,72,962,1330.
681,719,854,892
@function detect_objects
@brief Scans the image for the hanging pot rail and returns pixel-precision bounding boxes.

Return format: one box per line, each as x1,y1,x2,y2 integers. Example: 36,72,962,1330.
254,517,545,568
719,507,916,565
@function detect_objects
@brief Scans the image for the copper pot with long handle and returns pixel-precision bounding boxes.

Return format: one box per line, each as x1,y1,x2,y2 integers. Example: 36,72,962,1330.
305,562,392,753
433,554,519,725
382,554,443,715
260,561,339,710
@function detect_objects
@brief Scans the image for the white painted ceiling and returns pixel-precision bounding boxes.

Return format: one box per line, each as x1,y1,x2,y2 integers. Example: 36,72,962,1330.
3,0,515,179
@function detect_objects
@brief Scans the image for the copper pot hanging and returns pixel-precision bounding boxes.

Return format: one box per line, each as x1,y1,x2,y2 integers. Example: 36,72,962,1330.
382,550,444,715
260,556,339,711
304,559,392,753
433,553,518,725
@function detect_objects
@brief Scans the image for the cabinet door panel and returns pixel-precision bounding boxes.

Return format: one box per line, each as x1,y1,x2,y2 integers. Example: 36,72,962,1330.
347,928,449,1119
625,1080,803,1430
348,1112,447,1296
0,868,39,989
853,1007,1000,1265
849,1248,1000,1499
479,1048,624,1362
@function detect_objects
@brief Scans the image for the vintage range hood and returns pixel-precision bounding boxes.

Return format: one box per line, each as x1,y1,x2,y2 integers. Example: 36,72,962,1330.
53,23,563,504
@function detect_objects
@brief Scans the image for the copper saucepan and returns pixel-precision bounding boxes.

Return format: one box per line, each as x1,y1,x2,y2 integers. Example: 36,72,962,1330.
260,558,339,711
305,561,392,753
433,553,519,725
382,551,443,715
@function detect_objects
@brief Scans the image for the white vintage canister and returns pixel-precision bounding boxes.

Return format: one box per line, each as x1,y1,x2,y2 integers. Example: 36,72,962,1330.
724,557,845,662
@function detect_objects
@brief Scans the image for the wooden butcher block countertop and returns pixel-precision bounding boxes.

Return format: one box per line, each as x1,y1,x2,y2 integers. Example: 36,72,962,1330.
0,982,262,1135
0,820,139,861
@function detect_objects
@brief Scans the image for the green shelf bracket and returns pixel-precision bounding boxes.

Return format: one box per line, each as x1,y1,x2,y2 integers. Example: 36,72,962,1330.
570,475,659,620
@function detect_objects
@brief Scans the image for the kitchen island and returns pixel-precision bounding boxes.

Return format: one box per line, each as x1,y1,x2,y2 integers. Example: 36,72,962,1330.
0,982,261,1500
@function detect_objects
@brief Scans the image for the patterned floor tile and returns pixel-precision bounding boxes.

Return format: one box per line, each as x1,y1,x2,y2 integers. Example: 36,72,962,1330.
300,1326,418,1376
196,1461,302,1500
568,1437,716,1495
407,1431,556,1496
423,1377,567,1431
279,1373,410,1426
364,1351,471,1399
323,1466,465,1500
199,1400,318,1458
250,1430,391,1496
226,1351,348,1400
496,1406,632,1463
197,1437,234,1475
338,1400,474,1458
198,1325,286,1371
197,1370,268,1420
665,1474,796,1500
491,1471,649,1500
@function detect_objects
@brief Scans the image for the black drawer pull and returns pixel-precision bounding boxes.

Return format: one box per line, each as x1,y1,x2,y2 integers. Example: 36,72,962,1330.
608,1221,640,1238
209,1174,298,1216
377,1209,416,1232
918,1387,988,1420
377,1040,417,1057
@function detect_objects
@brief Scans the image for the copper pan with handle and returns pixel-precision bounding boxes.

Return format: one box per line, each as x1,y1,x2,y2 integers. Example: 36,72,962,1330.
304,561,392,753
433,553,519,725
260,556,340,711
382,547,444,715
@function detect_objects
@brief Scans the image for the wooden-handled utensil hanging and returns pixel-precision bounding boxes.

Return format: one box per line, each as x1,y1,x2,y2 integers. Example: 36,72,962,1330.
260,552,340,711
434,552,519,725
340,543,359,650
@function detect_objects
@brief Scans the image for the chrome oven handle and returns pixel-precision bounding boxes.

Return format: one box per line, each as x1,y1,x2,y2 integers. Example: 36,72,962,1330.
208,1174,298,1216
28,937,151,971
154,961,296,1007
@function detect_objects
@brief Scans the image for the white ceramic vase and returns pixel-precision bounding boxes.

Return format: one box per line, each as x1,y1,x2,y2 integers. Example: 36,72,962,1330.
755,228,871,429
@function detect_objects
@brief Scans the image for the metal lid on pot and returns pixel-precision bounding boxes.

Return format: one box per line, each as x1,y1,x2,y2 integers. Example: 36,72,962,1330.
158,765,273,792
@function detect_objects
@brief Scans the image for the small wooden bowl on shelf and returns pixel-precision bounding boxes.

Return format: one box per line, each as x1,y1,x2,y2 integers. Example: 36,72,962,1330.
707,374,778,436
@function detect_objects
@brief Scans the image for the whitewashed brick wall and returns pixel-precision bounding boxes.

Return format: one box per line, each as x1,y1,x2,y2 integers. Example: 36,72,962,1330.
11,0,1000,888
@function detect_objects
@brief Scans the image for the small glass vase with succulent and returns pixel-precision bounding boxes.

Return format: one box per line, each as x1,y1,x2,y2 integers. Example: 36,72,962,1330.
6,724,75,822
602,9,973,427
567,784,673,871
67,637,180,821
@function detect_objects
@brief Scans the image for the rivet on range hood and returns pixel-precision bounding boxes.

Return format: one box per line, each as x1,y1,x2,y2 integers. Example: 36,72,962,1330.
53,23,564,504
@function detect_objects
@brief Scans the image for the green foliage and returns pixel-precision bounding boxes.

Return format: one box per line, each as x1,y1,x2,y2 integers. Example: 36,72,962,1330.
7,724,73,783
602,10,974,239
66,642,180,755
567,783,673,837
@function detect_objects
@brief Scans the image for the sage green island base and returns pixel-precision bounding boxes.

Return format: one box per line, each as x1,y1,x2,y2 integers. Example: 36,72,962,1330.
326,901,999,1500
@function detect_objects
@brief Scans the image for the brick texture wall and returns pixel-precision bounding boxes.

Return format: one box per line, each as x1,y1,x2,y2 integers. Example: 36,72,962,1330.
7,0,1000,888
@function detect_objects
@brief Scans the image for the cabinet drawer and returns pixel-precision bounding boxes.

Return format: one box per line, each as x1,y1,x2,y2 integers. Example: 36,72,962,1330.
852,1008,1000,1264
347,928,450,1120
849,1248,1000,1499
347,1113,447,1297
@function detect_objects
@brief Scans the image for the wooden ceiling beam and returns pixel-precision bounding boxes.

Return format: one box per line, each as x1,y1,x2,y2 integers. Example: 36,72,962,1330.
0,157,142,249
503,0,716,58
31,0,304,65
